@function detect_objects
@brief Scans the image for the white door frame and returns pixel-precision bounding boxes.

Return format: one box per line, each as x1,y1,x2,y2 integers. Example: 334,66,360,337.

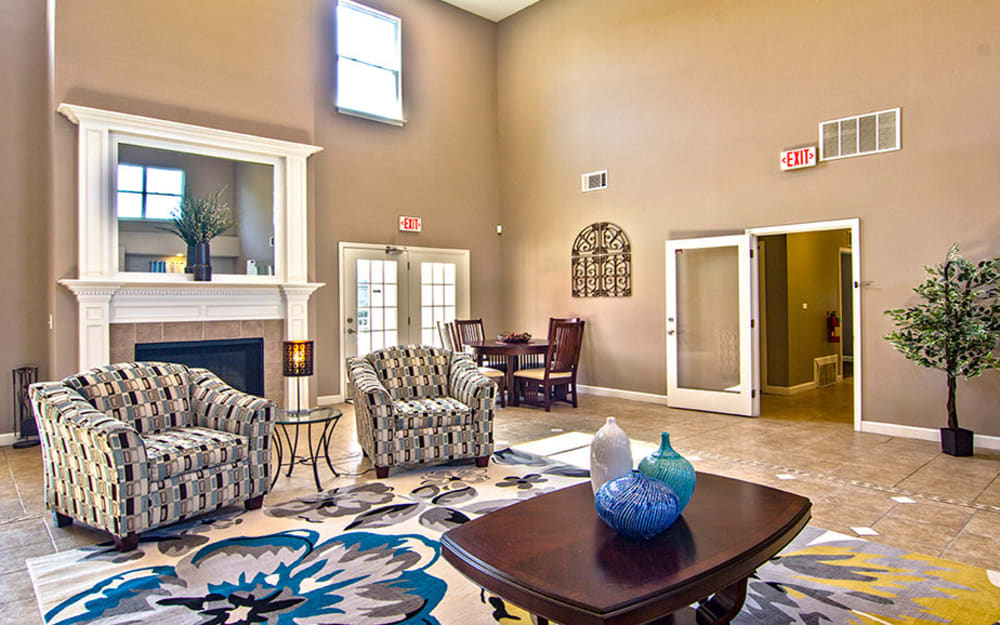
337,241,471,398
745,218,862,431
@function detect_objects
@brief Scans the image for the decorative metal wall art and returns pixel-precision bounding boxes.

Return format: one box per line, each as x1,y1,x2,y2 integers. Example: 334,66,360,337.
571,222,632,297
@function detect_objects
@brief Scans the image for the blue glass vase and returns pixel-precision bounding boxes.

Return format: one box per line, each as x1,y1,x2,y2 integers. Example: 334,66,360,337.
638,432,696,513
594,470,680,540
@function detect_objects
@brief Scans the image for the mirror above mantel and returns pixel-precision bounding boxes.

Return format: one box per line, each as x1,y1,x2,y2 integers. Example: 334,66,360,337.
57,103,322,285
58,104,325,399
116,143,276,277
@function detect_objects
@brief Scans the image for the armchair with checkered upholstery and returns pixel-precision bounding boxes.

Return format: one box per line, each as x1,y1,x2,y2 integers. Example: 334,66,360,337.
30,362,276,551
346,345,496,478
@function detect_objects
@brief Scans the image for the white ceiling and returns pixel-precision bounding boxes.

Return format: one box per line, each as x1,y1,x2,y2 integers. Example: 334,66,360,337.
439,0,542,22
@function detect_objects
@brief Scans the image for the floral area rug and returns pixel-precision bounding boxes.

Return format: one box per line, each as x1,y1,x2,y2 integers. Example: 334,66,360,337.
27,448,1000,624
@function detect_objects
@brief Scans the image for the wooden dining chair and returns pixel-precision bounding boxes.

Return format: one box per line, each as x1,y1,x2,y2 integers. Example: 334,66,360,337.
512,318,585,412
437,321,460,351
454,318,507,371
523,317,579,369
454,318,486,347
441,320,506,406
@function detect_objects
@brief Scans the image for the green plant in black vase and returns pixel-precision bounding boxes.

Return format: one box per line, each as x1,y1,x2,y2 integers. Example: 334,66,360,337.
162,187,233,281
884,243,1000,456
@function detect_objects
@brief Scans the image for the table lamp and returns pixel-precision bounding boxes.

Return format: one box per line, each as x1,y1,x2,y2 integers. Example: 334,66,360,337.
283,340,314,416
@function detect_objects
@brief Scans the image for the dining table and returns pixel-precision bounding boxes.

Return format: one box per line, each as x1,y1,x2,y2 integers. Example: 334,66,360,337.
465,338,549,406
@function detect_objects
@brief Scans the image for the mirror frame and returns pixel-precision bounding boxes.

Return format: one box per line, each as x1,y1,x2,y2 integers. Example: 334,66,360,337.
59,103,322,284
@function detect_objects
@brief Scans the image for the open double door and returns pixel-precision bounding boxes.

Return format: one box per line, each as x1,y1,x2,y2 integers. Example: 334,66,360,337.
667,220,861,425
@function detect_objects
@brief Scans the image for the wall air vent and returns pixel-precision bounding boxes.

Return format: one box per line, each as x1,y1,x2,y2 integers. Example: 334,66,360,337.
819,107,900,161
581,169,608,192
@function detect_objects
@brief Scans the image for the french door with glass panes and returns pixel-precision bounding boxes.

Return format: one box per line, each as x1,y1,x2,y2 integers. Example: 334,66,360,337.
342,244,470,362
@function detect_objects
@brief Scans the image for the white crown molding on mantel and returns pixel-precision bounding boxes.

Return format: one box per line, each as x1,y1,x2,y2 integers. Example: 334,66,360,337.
59,278,325,408
58,104,325,410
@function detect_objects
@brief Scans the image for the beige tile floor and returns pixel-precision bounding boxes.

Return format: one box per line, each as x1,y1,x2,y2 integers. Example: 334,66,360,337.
2,380,999,622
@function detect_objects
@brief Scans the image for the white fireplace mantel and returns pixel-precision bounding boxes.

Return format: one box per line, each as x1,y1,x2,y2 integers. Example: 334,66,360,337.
59,104,325,408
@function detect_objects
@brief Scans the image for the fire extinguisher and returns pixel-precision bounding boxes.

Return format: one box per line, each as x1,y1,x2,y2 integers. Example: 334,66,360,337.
827,311,841,343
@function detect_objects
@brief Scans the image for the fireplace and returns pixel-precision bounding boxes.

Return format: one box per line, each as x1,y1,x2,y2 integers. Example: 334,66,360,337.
57,104,324,410
136,338,264,397
109,320,285,405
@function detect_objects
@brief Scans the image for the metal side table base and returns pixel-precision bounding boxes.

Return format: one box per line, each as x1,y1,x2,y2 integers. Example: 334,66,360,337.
271,407,343,491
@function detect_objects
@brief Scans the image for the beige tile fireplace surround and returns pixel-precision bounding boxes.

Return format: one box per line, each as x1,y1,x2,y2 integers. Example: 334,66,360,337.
109,320,285,406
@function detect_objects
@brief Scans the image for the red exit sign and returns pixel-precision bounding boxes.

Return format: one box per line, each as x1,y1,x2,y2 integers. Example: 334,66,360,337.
780,146,817,171
399,216,422,232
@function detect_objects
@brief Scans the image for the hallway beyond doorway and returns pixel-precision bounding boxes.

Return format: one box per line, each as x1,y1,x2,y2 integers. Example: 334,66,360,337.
763,378,854,425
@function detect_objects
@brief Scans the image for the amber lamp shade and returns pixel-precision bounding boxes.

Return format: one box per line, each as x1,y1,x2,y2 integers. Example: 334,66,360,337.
283,341,314,377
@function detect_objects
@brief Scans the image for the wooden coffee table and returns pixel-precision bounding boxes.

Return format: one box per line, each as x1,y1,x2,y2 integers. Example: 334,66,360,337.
441,474,811,625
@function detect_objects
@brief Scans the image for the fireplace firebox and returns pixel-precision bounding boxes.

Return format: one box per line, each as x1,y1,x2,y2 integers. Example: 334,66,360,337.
135,338,265,397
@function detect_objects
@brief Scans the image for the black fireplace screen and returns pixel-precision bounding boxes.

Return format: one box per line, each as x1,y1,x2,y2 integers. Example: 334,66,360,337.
135,338,265,397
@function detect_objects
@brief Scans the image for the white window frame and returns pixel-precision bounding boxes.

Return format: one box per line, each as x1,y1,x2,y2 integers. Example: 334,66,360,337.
335,0,405,126
116,163,185,221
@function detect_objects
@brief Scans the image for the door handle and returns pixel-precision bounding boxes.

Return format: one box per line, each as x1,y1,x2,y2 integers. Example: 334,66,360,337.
347,328,356,335
667,330,676,335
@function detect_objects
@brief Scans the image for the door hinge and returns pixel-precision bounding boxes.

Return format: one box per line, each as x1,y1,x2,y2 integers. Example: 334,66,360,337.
750,248,754,259
750,319,755,328
752,389,757,398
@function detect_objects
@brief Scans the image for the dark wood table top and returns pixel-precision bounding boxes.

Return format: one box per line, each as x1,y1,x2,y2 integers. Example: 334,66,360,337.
441,473,811,625
465,338,549,354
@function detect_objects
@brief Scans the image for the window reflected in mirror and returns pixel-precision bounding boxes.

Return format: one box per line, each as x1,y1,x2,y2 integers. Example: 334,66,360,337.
116,144,276,276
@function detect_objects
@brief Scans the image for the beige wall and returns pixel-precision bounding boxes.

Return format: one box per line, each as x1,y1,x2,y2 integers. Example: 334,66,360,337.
24,0,1000,438
763,231,850,389
498,0,1000,435
785,230,849,386
761,236,789,388
0,0,50,435
311,0,500,397
234,161,276,272
44,0,500,409
50,0,318,387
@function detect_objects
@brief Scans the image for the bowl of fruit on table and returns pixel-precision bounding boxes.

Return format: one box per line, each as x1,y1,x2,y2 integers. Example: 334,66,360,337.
498,332,532,344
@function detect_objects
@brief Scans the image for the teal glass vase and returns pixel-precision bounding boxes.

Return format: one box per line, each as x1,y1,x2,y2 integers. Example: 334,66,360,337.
638,432,696,513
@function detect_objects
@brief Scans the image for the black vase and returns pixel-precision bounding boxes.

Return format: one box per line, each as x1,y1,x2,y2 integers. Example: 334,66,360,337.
940,427,973,457
184,243,195,274
193,241,212,281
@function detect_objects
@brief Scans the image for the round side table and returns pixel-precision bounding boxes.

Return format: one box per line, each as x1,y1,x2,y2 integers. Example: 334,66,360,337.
272,406,343,491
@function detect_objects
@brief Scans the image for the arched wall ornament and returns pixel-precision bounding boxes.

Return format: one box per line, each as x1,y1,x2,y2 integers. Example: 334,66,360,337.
571,222,632,297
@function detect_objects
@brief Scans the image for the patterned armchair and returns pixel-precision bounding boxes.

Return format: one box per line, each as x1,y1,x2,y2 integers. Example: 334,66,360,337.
30,362,276,551
347,345,496,478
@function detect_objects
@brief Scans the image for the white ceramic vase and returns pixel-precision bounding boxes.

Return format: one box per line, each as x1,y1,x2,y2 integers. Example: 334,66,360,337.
590,416,633,493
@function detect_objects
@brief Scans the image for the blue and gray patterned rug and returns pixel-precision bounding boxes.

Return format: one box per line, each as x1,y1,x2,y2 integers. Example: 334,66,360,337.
27,448,1000,624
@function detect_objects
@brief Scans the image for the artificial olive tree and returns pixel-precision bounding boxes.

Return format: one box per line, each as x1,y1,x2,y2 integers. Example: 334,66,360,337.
885,244,1000,432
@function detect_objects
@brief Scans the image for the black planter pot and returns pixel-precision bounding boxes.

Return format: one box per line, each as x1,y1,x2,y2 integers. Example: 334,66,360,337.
184,243,195,274
940,427,973,457
193,241,212,282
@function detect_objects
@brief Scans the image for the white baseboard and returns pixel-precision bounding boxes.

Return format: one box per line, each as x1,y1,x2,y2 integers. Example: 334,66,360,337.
861,420,1000,451
763,381,817,396
317,394,345,406
0,433,18,447
577,384,669,405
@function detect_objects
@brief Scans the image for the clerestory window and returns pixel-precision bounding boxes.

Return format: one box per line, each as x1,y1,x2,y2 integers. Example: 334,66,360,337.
336,0,404,125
